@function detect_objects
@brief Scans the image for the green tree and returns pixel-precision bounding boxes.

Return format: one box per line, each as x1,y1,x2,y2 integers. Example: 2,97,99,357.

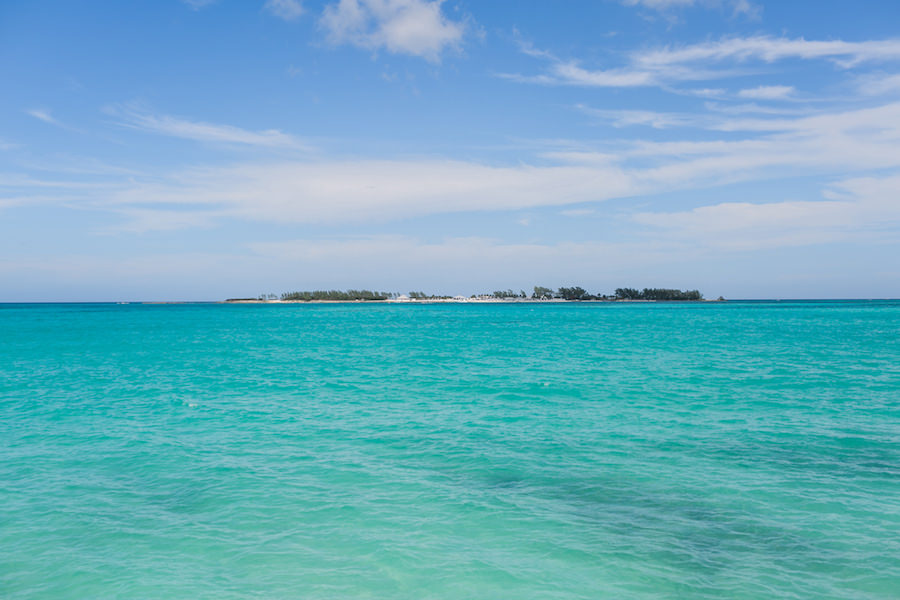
615,287,641,300
533,286,553,299
557,286,588,300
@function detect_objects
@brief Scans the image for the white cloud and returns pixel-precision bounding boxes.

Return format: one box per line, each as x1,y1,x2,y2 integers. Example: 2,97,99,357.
499,58,672,89
577,105,697,128
704,101,806,116
107,208,224,233
578,97,884,135
634,198,855,250
562,102,900,194
684,88,727,98
24,108,85,134
635,36,900,69
544,61,657,87
730,0,758,17
26,108,61,125
709,101,900,133
18,101,900,247
108,106,307,149
320,0,466,61
560,208,596,217
102,159,638,230
623,0,759,17
857,72,900,96
623,0,695,8
510,36,900,89
0,173,109,190
633,173,900,251
264,0,304,20
737,85,795,99
181,0,217,9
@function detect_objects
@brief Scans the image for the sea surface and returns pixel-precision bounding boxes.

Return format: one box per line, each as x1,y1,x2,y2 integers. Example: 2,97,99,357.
2,301,899,599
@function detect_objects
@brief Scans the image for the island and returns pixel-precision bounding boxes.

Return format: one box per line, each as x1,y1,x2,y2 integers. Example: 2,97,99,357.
225,287,716,303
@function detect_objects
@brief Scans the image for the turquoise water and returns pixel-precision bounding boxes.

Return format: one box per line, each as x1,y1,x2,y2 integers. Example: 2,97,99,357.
2,301,899,599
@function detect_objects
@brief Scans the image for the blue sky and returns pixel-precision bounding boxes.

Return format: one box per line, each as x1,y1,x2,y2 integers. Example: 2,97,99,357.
2,0,900,300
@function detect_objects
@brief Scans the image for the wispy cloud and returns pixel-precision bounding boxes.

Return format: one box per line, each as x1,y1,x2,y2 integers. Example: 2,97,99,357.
635,36,900,69
17,97,900,262
575,99,808,130
683,87,727,98
26,108,62,126
737,85,795,99
508,36,900,89
704,101,807,116
562,101,900,188
504,61,658,88
107,106,308,150
707,101,900,133
500,41,662,88
181,0,218,9
264,0,304,21
320,0,467,62
622,0,760,19
576,105,698,129
101,159,639,230
623,0,695,8
25,108,86,134
856,72,900,96
633,173,900,251
560,208,596,217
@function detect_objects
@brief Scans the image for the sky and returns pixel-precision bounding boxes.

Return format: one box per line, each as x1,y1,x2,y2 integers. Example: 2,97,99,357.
2,0,900,301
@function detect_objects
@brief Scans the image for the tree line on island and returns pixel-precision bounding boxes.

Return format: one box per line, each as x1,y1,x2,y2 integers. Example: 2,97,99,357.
496,287,703,301
232,286,707,302
279,290,392,301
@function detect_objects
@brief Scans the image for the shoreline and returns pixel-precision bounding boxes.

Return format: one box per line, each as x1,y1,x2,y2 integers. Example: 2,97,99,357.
222,298,723,304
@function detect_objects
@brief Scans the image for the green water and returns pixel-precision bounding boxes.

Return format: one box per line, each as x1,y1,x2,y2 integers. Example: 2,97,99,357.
2,301,899,599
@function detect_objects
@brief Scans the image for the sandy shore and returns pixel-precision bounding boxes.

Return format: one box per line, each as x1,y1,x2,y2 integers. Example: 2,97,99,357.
223,298,718,304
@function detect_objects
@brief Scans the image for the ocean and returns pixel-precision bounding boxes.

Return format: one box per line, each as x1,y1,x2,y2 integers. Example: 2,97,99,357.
2,301,899,599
